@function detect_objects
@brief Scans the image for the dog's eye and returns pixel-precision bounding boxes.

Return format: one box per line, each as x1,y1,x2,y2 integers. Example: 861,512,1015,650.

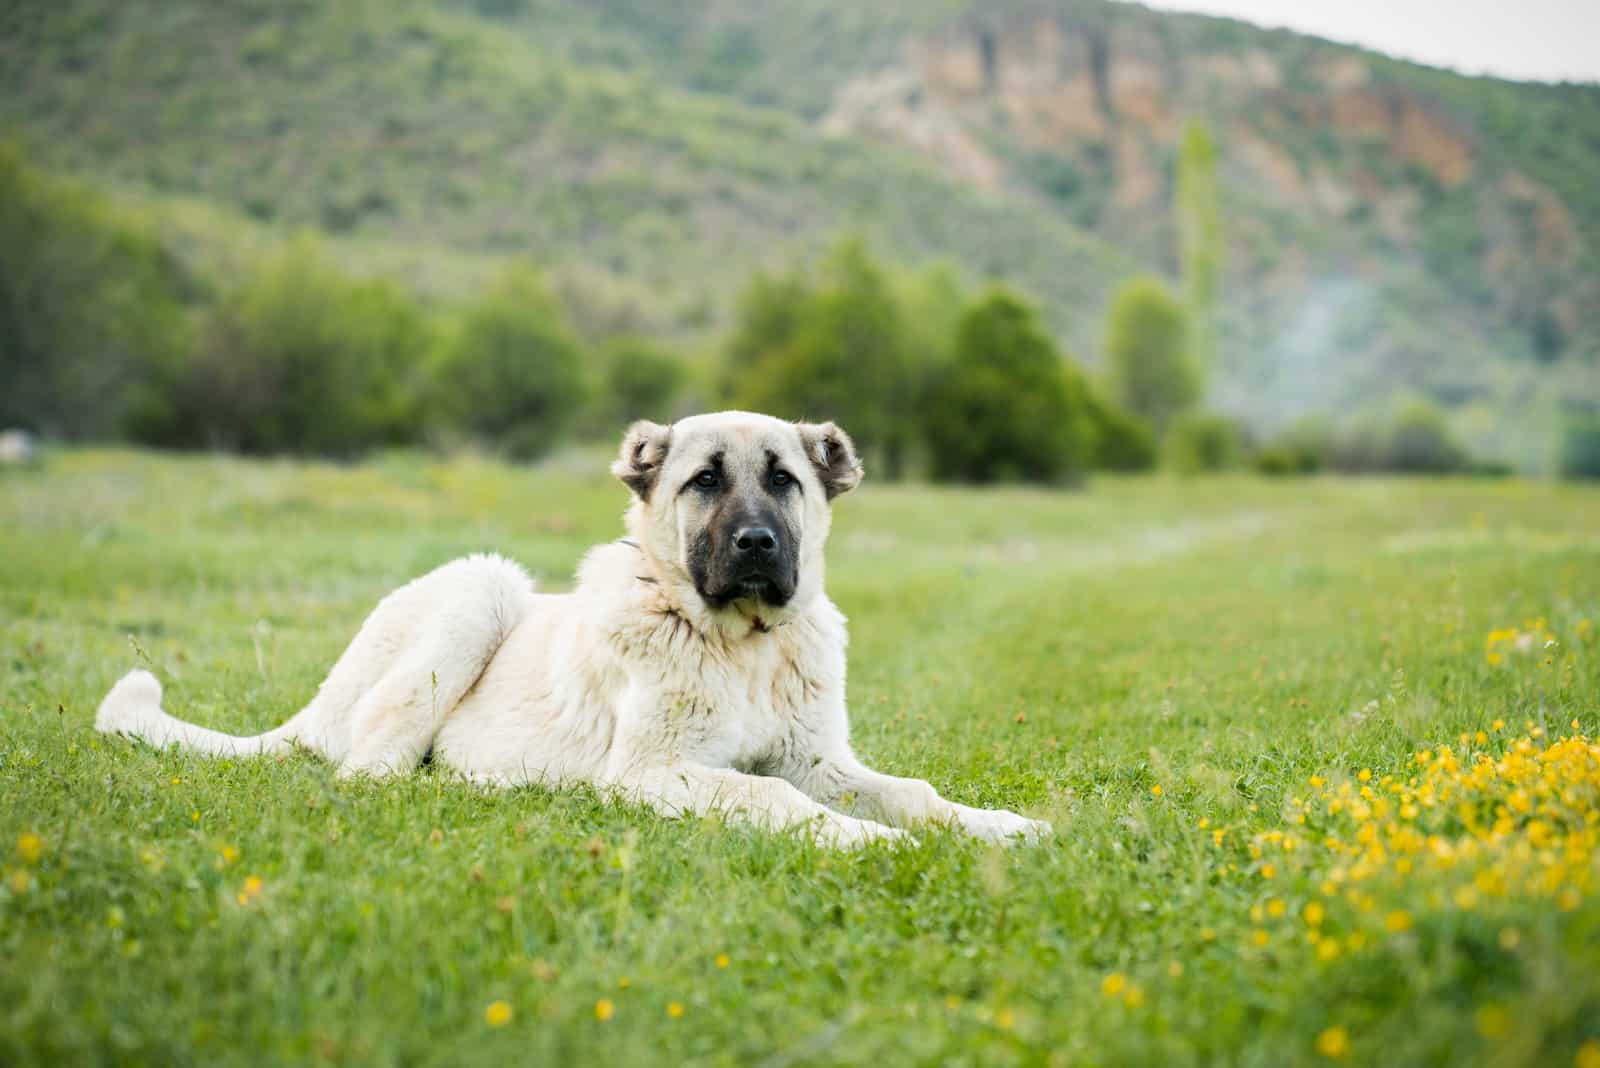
693,469,719,489
770,469,795,490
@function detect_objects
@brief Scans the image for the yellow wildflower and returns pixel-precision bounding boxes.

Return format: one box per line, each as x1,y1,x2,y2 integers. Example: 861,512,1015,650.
1101,973,1127,997
714,953,730,969
1474,1005,1510,1041
485,1000,513,1027
1316,1026,1351,1060
667,1001,684,1019
594,998,615,1022
16,833,43,865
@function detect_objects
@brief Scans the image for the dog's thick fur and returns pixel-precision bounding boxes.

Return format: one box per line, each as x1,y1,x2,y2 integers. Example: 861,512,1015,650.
96,412,1049,846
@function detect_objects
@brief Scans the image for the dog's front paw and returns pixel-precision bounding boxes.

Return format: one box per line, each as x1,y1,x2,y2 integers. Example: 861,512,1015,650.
956,806,1052,845
817,814,917,850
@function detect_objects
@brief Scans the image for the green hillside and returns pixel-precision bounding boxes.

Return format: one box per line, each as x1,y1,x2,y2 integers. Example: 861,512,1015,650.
3,0,1597,468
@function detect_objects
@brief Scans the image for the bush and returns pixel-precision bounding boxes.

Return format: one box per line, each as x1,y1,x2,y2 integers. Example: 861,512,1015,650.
1083,388,1157,471
1382,397,1467,473
0,143,190,441
598,337,686,427
173,237,431,455
1559,411,1600,479
1165,412,1247,475
1325,414,1389,474
923,288,1091,483
430,265,587,460
1252,419,1329,476
1103,276,1200,439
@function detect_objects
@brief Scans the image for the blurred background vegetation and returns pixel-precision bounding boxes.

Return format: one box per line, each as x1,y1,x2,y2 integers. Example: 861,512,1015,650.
2,0,1598,478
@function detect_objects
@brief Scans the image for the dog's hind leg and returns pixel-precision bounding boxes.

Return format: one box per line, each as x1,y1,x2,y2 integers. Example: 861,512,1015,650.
336,642,491,779
336,556,533,779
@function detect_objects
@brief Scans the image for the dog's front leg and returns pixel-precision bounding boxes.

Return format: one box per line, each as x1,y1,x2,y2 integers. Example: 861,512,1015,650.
801,753,1052,845
607,762,909,848
600,683,907,847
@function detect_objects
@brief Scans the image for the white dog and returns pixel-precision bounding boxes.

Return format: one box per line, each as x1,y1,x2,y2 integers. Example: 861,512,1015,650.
97,412,1050,847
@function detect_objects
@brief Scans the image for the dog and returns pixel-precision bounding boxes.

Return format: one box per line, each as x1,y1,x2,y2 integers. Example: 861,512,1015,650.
96,411,1051,847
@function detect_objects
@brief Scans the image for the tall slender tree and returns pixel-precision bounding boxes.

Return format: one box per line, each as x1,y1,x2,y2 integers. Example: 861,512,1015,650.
1176,120,1223,381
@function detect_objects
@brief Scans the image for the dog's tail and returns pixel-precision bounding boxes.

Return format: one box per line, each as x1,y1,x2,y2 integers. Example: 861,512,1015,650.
95,670,302,757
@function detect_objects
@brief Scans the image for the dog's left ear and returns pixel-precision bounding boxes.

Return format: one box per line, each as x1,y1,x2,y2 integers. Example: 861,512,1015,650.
795,421,863,499
612,420,673,500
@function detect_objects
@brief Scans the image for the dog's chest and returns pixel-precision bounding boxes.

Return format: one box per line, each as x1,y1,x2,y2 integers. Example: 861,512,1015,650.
713,634,833,773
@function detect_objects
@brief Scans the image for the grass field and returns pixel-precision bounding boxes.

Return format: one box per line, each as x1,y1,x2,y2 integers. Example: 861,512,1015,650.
3,449,1598,1066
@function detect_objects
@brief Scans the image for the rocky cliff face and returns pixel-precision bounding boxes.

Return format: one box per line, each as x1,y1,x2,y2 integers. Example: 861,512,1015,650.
809,5,1595,458
823,10,1572,269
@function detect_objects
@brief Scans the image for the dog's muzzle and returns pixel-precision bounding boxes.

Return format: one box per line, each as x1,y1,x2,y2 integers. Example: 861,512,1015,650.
703,523,797,607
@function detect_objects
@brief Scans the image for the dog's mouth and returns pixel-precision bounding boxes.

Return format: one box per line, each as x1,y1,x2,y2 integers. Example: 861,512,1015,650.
705,572,793,609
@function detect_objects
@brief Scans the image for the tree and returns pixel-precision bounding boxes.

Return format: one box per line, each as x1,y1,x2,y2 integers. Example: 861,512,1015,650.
1176,121,1223,380
430,265,587,459
723,237,913,476
923,287,1091,483
175,236,430,454
0,143,189,441
1103,275,1199,439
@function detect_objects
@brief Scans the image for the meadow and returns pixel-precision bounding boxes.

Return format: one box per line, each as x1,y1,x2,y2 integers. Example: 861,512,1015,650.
2,449,1598,1066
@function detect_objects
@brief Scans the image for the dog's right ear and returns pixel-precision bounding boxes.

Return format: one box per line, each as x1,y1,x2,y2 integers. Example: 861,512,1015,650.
611,420,673,500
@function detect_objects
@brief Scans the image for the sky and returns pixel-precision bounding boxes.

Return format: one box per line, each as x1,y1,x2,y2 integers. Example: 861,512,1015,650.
1124,0,1600,84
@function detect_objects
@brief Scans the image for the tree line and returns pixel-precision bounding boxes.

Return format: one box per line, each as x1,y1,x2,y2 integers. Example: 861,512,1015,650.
6,142,1596,479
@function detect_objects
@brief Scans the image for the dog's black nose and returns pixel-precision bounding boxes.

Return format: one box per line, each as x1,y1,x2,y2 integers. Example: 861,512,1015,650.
733,526,779,555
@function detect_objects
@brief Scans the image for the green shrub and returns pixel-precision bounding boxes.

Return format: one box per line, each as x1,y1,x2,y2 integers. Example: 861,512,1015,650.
430,265,587,460
1083,388,1157,471
599,337,686,427
0,143,190,441
923,287,1091,484
1164,412,1247,475
1559,411,1600,480
1103,275,1200,439
175,237,431,455
1326,414,1389,473
1382,397,1467,473
1252,419,1329,476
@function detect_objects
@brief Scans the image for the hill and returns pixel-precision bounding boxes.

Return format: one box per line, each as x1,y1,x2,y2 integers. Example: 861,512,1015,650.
3,0,1597,468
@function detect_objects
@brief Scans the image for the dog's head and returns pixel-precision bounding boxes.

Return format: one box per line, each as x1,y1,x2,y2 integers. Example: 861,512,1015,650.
613,411,861,631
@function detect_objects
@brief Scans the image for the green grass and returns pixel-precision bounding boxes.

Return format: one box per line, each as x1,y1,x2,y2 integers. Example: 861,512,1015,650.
3,449,1599,1065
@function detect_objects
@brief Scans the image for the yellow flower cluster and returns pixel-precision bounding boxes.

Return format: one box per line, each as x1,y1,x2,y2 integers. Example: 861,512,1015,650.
236,875,264,907
5,832,45,894
1213,722,1597,964
1485,619,1557,666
